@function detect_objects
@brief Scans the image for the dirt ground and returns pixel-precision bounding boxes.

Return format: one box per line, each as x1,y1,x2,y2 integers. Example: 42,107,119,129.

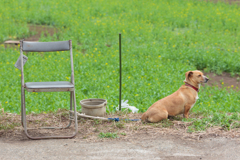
0,111,240,159
1,134,239,160
204,72,240,90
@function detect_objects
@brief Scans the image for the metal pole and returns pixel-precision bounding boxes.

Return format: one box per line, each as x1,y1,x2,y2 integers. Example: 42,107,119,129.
119,33,122,111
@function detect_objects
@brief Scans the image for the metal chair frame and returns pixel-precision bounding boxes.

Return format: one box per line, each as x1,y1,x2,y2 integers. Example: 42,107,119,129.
20,40,78,139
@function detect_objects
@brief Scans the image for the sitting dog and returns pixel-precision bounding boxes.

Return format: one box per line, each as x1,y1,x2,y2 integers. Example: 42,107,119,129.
141,70,209,123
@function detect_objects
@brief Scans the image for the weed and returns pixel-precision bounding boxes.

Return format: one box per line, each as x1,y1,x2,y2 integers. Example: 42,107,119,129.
0,122,21,130
93,119,100,125
98,132,118,139
230,72,235,77
184,112,240,132
160,119,174,128
115,122,125,129
60,112,69,117
120,132,126,136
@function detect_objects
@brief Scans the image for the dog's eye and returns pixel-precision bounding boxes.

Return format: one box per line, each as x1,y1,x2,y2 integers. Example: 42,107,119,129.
198,75,201,77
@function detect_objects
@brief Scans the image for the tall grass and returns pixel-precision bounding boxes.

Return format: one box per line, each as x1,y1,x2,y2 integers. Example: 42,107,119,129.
0,0,240,114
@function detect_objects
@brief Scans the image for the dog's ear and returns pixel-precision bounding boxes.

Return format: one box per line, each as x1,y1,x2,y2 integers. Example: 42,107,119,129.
185,71,193,79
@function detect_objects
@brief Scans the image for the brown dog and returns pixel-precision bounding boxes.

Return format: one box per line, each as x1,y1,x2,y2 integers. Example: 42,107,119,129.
141,70,209,123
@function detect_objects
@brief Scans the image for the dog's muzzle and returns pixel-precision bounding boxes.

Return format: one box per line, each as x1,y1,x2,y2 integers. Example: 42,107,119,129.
204,77,209,83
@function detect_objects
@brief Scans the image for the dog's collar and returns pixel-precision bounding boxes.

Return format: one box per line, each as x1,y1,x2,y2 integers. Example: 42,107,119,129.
185,83,199,92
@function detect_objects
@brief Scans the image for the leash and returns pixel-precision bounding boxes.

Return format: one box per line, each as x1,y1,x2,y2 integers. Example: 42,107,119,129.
108,118,141,122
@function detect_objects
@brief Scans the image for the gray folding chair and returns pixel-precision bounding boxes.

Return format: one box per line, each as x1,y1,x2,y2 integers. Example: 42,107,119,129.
20,40,78,139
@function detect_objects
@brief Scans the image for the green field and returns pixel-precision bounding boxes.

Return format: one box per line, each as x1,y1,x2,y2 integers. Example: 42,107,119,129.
0,0,240,130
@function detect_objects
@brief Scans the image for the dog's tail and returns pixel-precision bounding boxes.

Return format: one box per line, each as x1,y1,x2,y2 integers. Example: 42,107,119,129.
141,112,148,122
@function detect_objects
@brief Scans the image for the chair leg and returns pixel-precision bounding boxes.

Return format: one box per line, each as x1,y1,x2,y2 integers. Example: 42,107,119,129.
72,90,78,136
64,91,73,129
22,90,78,140
21,87,27,129
21,86,24,127
22,89,28,133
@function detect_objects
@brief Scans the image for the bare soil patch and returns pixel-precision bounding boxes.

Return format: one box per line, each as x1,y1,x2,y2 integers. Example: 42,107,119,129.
204,72,240,91
25,24,58,41
3,24,58,49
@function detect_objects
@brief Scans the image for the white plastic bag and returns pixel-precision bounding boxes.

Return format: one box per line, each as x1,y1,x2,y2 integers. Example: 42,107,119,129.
116,100,139,113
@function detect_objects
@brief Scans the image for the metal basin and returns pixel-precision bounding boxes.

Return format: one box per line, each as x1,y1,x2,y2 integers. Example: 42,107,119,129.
80,99,107,117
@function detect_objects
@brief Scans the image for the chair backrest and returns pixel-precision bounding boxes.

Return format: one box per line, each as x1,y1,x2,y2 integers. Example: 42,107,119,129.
22,41,70,52
20,40,74,84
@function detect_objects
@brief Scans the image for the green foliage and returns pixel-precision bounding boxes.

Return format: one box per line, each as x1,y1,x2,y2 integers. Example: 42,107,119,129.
185,112,240,132
0,0,240,118
115,122,125,129
160,119,174,128
0,122,21,130
98,132,118,138
120,132,126,136
93,119,100,125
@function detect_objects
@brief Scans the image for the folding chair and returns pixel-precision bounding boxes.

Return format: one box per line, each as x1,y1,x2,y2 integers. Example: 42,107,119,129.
20,40,78,139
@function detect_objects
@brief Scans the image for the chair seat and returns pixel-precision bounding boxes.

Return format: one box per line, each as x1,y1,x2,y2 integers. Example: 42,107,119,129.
25,81,74,92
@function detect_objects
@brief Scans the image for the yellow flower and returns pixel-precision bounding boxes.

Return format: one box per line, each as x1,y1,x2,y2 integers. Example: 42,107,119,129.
105,63,108,65
107,86,109,88
5,101,8,104
222,82,224,85
128,76,131,79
